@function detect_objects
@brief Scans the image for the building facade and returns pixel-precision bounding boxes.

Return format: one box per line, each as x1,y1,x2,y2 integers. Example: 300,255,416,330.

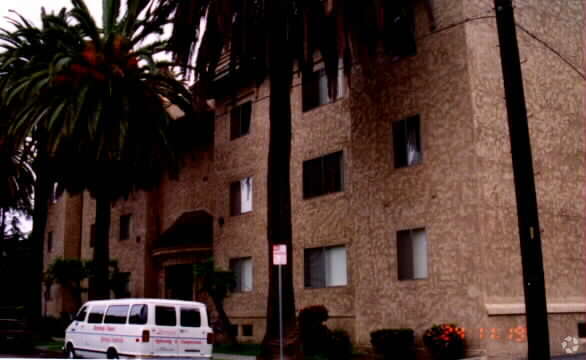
43,0,585,358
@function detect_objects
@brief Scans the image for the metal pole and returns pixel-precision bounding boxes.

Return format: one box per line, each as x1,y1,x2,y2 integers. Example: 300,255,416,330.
278,264,284,360
493,1,550,358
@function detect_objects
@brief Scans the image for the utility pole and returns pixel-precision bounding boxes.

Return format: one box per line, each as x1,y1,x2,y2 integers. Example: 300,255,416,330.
493,0,550,359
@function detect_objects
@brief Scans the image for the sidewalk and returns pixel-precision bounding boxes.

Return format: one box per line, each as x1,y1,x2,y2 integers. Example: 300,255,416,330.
214,354,256,360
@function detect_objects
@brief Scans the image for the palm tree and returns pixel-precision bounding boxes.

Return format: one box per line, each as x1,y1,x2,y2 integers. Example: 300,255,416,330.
0,0,194,308
162,1,432,358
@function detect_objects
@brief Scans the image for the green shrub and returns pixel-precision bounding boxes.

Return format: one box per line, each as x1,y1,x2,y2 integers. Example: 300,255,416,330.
422,324,465,360
370,328,415,360
298,305,330,356
327,329,353,360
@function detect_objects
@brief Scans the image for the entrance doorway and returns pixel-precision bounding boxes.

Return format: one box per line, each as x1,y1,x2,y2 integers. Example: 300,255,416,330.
165,264,194,300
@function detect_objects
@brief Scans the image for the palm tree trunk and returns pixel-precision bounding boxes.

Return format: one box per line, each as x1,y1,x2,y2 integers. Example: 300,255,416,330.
261,0,299,358
89,193,111,300
29,132,52,325
211,295,237,345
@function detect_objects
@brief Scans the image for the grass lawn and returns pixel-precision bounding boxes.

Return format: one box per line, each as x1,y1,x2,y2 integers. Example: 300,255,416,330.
33,338,64,352
214,343,262,356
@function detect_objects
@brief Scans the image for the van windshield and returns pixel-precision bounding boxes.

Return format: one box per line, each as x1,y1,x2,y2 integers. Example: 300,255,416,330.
129,304,148,325
75,306,87,322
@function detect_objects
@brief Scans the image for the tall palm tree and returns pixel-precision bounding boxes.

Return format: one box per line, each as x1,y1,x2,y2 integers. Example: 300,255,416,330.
0,0,194,308
162,0,431,358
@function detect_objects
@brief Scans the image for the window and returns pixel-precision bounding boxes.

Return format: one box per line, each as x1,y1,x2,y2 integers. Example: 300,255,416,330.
230,257,253,292
242,324,253,337
302,67,345,112
393,115,422,168
304,246,347,288
155,306,176,326
129,304,148,325
397,228,428,280
230,177,253,215
578,322,586,338
230,101,252,140
47,232,53,253
180,308,201,327
104,305,129,324
383,2,416,57
120,214,131,241
90,224,96,248
75,306,88,322
87,305,106,324
303,151,343,199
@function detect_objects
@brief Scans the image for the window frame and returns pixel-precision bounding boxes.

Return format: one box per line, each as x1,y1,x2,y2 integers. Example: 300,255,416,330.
392,115,422,169
230,257,253,293
396,227,428,281
302,151,344,199
302,64,346,113
230,101,252,140
119,214,132,241
230,177,253,216
155,306,177,327
104,305,129,324
304,245,348,289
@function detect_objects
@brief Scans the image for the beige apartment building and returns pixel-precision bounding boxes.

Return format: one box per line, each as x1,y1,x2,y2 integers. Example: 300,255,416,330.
43,0,585,358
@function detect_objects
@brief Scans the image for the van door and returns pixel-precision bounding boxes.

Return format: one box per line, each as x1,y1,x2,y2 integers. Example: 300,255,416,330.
151,305,179,356
68,306,88,349
178,307,207,356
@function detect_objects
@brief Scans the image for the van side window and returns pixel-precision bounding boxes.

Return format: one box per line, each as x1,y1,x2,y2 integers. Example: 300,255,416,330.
180,308,201,327
75,306,88,322
129,304,148,325
87,305,106,324
104,305,129,324
155,306,176,326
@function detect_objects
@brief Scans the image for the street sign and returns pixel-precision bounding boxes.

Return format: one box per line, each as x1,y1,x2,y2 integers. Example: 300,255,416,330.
273,245,287,265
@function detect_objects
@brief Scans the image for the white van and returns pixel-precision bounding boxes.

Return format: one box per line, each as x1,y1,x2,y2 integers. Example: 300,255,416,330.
64,299,213,359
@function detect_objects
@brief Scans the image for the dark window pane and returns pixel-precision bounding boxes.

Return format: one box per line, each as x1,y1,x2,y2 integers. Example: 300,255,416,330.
155,306,176,326
230,102,252,139
384,2,416,57
302,71,320,112
75,306,88,322
180,308,201,327
230,181,241,216
242,324,253,337
323,152,343,193
87,306,106,324
120,214,131,241
90,224,96,248
304,248,325,288
104,305,129,324
406,115,422,165
303,151,343,199
129,304,148,325
393,119,407,168
397,230,414,280
240,102,252,135
47,232,53,253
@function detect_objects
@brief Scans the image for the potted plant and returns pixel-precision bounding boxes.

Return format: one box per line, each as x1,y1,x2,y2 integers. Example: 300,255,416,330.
423,324,465,360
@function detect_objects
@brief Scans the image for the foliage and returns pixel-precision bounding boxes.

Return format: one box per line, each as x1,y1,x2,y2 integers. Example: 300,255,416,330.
193,258,236,301
37,315,69,339
370,328,415,360
327,329,353,360
298,305,330,356
0,139,34,217
422,324,465,360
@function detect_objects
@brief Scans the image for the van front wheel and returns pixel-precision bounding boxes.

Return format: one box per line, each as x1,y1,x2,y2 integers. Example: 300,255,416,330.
65,343,76,359
107,348,119,359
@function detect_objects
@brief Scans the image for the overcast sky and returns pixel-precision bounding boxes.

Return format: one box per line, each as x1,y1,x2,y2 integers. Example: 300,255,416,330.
0,1,103,28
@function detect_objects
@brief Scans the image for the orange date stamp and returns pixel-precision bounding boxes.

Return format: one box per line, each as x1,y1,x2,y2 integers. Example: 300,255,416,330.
455,326,527,342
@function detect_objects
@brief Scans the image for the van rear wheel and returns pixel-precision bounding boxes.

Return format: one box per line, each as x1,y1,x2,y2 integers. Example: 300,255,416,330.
106,348,119,359
65,343,75,359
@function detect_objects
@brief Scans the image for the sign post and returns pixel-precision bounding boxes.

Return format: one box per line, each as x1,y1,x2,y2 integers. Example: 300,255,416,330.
272,245,287,360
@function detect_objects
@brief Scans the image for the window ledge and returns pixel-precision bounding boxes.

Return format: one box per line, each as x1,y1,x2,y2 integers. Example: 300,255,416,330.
486,302,586,316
